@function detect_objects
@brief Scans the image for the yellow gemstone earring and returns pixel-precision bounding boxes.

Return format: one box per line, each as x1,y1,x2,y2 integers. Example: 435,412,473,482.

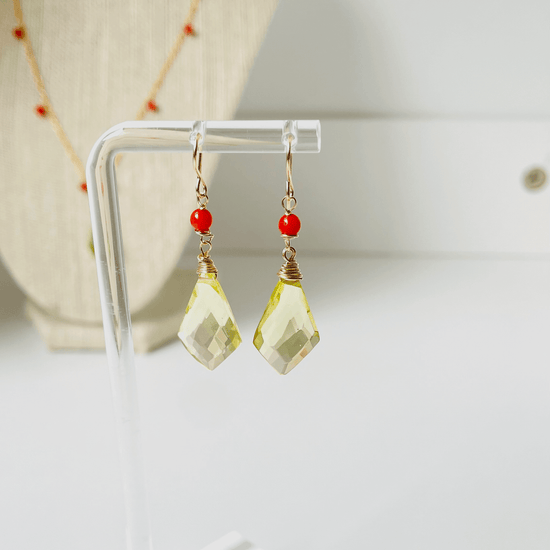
178,135,242,370
253,136,320,374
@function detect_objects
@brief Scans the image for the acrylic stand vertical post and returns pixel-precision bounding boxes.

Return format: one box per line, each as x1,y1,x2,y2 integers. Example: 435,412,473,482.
85,120,321,550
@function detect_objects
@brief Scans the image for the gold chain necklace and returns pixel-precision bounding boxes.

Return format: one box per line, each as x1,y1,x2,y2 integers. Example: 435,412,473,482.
12,0,202,190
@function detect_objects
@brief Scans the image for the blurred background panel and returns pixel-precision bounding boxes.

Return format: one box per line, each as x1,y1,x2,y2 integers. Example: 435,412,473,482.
240,0,550,117
210,0,550,258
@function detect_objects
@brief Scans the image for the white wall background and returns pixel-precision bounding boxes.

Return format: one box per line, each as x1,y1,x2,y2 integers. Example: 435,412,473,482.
206,0,550,258
239,0,550,117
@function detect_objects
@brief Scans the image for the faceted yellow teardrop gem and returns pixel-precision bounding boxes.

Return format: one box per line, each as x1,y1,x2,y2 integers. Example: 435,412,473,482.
178,273,242,370
253,279,320,375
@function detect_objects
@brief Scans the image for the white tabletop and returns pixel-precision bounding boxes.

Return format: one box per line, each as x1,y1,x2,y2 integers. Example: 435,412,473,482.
1,254,549,550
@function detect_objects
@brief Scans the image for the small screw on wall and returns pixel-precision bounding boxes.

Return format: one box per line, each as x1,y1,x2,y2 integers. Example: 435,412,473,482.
524,167,547,191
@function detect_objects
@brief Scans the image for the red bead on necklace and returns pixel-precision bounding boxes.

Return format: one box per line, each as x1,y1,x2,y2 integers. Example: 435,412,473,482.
12,0,202,253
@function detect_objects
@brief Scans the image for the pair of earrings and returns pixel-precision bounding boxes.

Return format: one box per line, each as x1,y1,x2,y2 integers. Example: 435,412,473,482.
178,135,319,375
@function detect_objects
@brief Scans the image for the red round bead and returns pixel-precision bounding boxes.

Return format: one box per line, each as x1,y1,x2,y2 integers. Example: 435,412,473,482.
190,208,212,233
279,214,301,236
147,100,157,112
184,24,194,35
80,182,88,193
35,105,47,117
12,27,24,39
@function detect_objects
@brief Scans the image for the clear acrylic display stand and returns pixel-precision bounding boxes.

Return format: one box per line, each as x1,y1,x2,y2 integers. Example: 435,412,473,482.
85,120,321,550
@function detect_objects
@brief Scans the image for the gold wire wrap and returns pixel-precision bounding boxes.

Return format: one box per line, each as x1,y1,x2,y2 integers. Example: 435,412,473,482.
197,255,218,276
278,257,303,280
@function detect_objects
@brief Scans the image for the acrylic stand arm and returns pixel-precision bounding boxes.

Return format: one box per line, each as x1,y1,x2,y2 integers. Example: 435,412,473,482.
85,120,321,550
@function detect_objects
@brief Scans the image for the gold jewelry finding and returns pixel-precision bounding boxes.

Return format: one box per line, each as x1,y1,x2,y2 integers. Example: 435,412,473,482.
192,136,217,277
278,237,302,280
278,137,302,280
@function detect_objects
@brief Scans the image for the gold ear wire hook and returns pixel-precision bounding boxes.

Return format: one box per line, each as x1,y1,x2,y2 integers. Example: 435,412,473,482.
193,134,202,177
282,135,297,214
286,135,294,198
193,134,208,206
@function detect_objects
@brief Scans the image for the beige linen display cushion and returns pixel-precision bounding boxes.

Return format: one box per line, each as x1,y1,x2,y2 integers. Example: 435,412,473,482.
0,0,278,352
